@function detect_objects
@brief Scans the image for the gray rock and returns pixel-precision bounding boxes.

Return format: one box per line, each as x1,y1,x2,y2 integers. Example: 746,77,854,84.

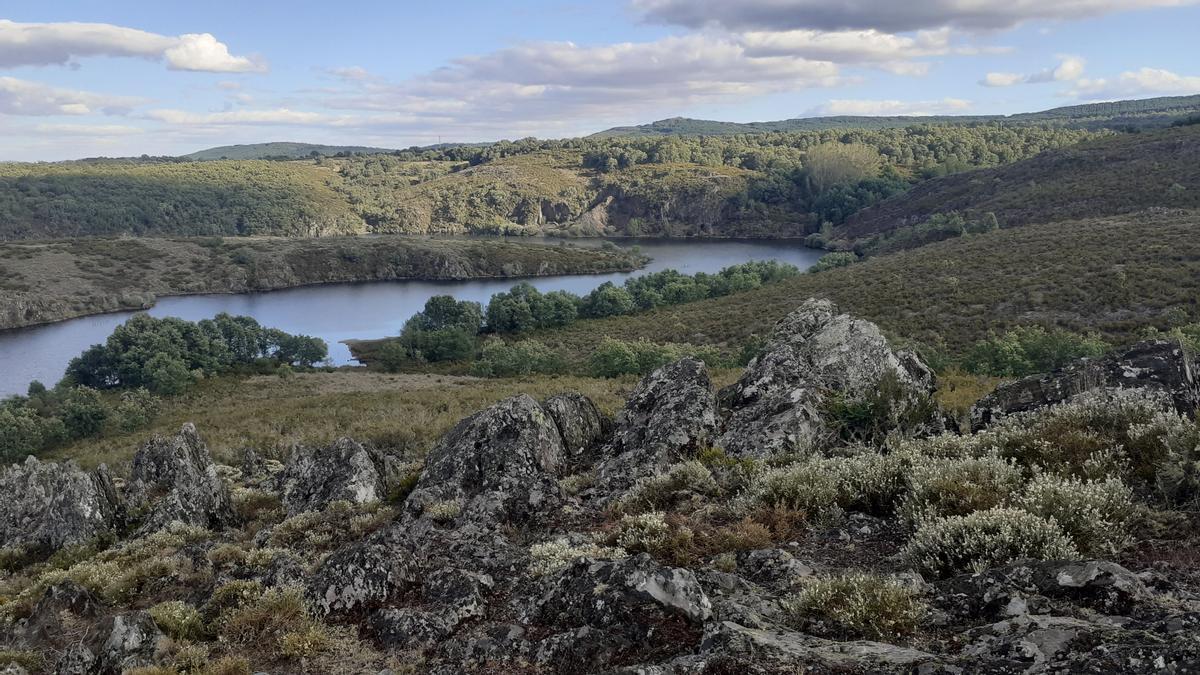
18,581,103,649
718,299,936,457
94,611,163,674
735,548,816,589
700,620,936,670
542,392,608,461
971,339,1200,430
307,528,420,616
53,645,96,675
124,423,235,534
0,457,122,557
404,394,566,526
369,607,455,650
279,437,385,515
597,358,719,490
937,560,1154,620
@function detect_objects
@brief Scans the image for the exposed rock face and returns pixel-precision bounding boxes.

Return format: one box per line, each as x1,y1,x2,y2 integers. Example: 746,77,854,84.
403,394,566,525
597,358,719,489
124,423,234,533
0,457,122,555
94,611,164,674
971,339,1199,430
279,437,385,515
698,621,935,670
541,393,608,462
718,299,936,457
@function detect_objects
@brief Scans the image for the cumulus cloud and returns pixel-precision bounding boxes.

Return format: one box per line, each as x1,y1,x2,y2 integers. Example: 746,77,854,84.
633,0,1199,32
0,19,265,72
808,97,973,116
320,34,842,134
736,27,954,74
981,55,1086,86
0,76,142,116
1069,67,1200,98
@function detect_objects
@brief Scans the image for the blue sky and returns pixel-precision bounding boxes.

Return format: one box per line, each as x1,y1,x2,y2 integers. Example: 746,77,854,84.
2,0,1199,160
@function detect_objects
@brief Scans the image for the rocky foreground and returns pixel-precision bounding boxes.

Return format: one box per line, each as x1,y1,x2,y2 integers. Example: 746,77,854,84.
1,299,1199,674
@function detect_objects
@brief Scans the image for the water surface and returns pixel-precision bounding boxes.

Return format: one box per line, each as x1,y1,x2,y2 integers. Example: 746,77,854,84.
0,238,821,397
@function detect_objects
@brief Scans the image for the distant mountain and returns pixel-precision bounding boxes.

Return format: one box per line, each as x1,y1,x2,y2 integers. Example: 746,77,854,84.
183,142,397,160
591,95,1200,138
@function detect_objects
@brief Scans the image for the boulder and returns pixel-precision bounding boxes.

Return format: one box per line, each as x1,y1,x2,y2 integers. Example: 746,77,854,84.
279,437,386,515
93,611,164,674
936,560,1154,620
16,581,103,649
971,340,1199,430
597,358,719,490
718,299,936,458
307,528,420,616
0,457,122,557
699,621,935,671
404,394,566,526
541,393,608,461
124,424,235,534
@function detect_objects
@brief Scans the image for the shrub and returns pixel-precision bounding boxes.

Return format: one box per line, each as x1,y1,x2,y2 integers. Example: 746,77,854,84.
903,507,1078,578
744,460,840,516
587,338,726,378
115,388,162,432
268,501,393,553
528,540,628,576
1016,474,1136,555
616,461,720,513
579,282,635,318
218,586,327,660
609,511,693,557
822,369,938,445
898,455,1025,528
425,499,463,523
808,252,857,273
469,339,563,377
60,386,109,439
962,326,1108,377
781,572,927,639
1155,418,1200,506
149,600,207,640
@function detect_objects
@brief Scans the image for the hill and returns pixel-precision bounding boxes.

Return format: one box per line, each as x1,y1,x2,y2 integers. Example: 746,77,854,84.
827,123,1200,252
183,142,397,160
592,94,1200,138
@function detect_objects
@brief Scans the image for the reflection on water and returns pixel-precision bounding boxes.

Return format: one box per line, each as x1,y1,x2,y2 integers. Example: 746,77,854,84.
0,238,822,397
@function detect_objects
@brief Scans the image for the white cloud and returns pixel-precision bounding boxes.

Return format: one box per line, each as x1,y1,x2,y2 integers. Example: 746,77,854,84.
326,66,373,82
144,108,332,125
981,55,1086,86
0,76,142,116
1069,67,1200,98
0,20,265,73
809,97,973,116
736,27,952,74
33,123,142,136
633,0,1199,32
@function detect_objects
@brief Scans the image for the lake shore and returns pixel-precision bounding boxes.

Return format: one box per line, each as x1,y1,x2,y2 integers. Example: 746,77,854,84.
0,235,647,332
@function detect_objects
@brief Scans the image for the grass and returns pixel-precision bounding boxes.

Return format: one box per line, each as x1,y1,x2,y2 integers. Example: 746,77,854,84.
0,235,643,330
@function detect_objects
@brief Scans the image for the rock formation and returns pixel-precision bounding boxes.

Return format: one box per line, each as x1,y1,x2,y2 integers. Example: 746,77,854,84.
124,423,234,533
0,458,122,556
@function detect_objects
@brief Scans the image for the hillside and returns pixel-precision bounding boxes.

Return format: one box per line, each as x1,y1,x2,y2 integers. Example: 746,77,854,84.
0,159,362,240
184,142,396,161
828,124,1200,252
489,210,1200,363
0,236,645,330
592,94,1200,137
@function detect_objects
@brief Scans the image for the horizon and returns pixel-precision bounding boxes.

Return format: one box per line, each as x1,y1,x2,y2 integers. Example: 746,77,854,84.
3,1,1200,160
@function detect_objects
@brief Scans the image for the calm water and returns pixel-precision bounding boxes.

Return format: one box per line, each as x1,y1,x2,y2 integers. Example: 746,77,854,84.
0,238,821,397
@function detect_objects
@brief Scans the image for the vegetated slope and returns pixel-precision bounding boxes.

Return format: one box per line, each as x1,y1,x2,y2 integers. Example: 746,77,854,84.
0,236,644,330
522,210,1200,360
0,160,363,240
184,142,396,160
593,94,1200,137
830,124,1200,251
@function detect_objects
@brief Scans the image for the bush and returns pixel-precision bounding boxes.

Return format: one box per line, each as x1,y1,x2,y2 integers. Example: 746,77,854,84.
149,600,207,640
744,460,840,516
808,252,857,273
1155,418,1200,506
903,507,1078,578
528,540,627,576
579,282,635,318
60,386,108,439
587,338,726,377
115,388,162,432
469,339,563,377
610,511,693,555
617,461,720,514
218,586,328,661
963,326,1108,377
781,572,926,639
898,455,1024,528
1016,474,1135,555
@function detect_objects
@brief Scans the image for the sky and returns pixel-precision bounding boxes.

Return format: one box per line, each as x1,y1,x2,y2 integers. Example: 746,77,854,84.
1,0,1199,160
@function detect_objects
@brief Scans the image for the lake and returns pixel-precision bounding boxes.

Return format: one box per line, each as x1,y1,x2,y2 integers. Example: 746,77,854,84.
0,238,822,397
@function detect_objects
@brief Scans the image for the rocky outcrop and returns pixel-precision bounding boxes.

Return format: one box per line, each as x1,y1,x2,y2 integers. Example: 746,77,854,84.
597,358,719,490
971,339,1199,430
0,457,122,556
541,393,608,462
718,299,936,457
403,394,566,526
124,424,234,534
279,438,385,515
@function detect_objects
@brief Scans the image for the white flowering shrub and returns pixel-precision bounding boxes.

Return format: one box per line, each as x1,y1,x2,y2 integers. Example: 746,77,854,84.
1016,474,1136,555
903,507,1078,578
425,499,463,523
527,540,627,576
617,460,720,513
745,452,914,516
898,455,1024,528
743,460,840,515
780,572,927,639
149,600,206,640
613,511,678,551
1132,412,1200,506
